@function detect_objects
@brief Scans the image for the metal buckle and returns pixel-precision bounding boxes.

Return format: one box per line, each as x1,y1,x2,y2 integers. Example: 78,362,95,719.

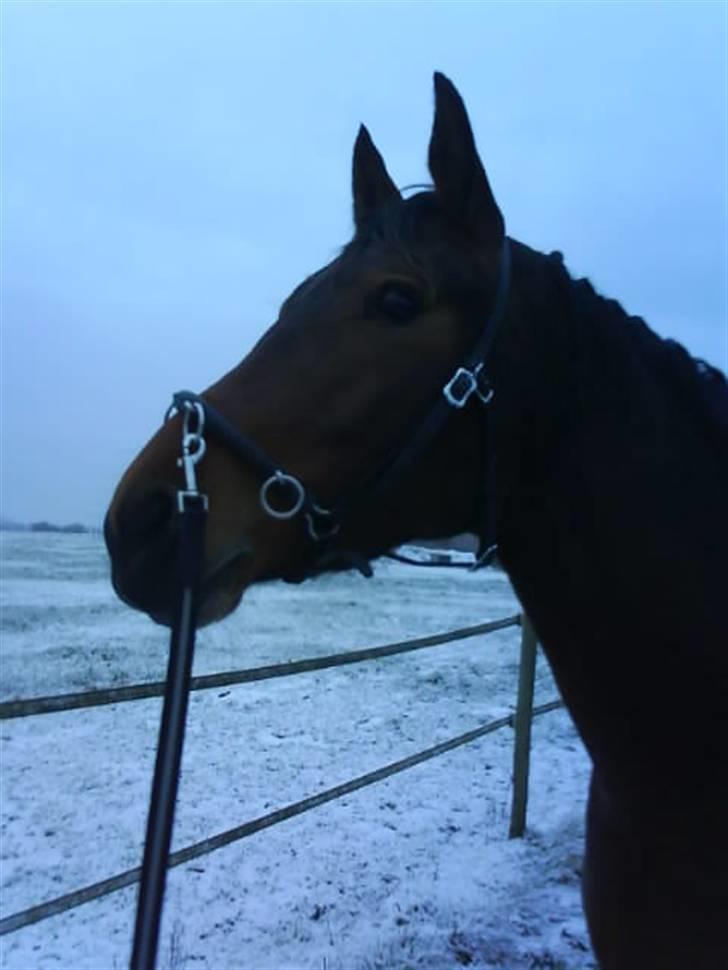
260,472,306,520
443,364,494,408
305,503,340,542
470,542,498,571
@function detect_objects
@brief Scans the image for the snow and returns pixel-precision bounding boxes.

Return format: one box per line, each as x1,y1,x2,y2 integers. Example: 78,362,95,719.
1,533,595,969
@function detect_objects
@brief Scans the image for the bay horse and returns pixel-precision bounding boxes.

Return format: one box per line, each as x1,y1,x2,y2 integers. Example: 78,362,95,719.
105,73,728,969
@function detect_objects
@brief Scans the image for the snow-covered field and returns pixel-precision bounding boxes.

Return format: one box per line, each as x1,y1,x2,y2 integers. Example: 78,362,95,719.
1,532,594,969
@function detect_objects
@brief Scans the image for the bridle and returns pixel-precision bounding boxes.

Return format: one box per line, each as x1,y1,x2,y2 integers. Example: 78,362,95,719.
166,235,512,575
130,236,511,970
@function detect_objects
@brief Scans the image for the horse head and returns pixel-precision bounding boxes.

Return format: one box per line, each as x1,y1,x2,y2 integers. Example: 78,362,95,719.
104,73,510,626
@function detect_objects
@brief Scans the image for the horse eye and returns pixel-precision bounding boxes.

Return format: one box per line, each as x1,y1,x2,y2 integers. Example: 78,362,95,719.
376,283,421,323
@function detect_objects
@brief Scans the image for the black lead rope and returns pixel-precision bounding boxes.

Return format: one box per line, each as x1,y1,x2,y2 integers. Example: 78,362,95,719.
130,407,208,970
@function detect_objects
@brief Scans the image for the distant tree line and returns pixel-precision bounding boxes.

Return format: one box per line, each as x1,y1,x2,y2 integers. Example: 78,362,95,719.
0,518,90,534
30,521,89,534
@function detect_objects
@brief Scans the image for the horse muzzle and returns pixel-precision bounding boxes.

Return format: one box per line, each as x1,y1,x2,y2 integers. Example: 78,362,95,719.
104,487,253,627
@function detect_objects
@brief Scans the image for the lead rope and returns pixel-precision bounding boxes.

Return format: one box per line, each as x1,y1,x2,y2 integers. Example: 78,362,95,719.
130,402,208,970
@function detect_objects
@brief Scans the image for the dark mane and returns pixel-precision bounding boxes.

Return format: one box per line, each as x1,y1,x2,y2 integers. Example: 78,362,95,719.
540,248,727,443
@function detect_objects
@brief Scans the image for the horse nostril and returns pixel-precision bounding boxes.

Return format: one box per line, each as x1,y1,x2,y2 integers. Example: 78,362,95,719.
105,487,179,622
110,487,176,552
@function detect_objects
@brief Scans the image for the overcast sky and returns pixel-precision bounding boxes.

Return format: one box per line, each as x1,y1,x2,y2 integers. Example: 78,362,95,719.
1,1,726,526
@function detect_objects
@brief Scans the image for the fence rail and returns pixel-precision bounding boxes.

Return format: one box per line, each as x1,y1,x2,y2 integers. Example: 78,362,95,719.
0,612,566,939
0,616,521,720
0,699,563,937
384,551,475,568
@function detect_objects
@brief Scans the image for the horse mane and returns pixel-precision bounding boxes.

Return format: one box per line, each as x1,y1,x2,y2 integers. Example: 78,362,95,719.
543,249,728,443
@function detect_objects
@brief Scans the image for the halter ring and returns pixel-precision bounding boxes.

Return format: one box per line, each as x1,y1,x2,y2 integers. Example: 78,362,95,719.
260,472,306,520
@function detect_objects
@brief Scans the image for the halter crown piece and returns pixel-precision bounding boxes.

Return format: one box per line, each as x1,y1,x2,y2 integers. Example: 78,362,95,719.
165,235,512,574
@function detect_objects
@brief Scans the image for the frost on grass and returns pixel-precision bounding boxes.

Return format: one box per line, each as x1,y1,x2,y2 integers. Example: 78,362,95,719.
1,533,594,969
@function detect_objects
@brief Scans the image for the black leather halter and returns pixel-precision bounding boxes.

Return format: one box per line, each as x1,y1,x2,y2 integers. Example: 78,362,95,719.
168,237,512,575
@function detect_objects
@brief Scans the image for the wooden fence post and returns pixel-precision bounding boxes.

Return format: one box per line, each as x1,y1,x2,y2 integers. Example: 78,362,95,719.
508,613,538,839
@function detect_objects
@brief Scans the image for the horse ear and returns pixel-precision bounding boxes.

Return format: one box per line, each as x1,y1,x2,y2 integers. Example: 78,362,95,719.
428,72,504,244
352,125,400,230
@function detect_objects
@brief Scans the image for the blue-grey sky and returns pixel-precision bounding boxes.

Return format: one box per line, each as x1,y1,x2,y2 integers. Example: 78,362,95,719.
1,1,726,525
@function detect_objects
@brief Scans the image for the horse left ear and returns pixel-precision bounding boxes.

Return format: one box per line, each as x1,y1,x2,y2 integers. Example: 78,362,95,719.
352,124,400,231
428,72,504,244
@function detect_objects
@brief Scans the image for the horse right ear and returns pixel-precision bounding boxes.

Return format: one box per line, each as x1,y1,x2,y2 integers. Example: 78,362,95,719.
352,125,400,231
428,72,504,245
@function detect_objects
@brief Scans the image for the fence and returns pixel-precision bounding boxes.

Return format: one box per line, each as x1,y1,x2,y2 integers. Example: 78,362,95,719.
0,611,563,938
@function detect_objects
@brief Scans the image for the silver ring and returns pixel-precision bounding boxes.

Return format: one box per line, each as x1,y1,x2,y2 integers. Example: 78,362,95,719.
260,472,306,520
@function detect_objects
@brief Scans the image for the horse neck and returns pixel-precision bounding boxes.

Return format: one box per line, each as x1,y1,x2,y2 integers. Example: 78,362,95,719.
491,242,728,804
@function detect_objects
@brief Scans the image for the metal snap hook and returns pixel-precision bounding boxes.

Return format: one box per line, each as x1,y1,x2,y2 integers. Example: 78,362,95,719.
175,400,208,509
260,472,306,520
181,400,205,438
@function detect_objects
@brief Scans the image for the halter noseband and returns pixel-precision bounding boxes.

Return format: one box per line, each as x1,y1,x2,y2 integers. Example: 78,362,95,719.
167,237,512,575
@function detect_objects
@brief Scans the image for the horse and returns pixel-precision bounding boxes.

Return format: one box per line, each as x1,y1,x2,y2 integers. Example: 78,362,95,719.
104,73,728,969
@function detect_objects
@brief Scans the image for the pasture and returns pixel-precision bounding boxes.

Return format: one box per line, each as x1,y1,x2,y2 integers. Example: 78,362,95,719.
1,532,593,969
